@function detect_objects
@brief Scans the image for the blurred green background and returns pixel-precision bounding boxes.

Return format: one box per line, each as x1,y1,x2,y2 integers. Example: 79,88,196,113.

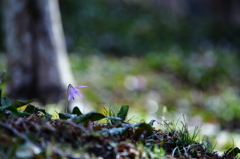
1,0,240,150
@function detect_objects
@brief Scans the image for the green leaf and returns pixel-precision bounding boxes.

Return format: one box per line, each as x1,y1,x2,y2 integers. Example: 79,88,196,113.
0,97,30,117
226,147,240,157
73,111,106,124
24,105,52,119
0,104,12,111
12,100,33,109
134,122,153,139
0,104,28,117
59,113,77,120
1,97,12,107
72,106,82,116
138,123,153,134
110,105,129,125
117,105,129,121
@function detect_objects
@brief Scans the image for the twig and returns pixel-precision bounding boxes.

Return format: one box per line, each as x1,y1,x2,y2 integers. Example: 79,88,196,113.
0,122,30,142
61,120,87,132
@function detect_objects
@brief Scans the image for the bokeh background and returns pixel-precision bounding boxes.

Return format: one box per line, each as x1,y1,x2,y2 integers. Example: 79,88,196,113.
1,0,240,151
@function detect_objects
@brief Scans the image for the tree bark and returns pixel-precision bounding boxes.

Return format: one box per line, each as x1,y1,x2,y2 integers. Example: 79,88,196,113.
2,0,74,104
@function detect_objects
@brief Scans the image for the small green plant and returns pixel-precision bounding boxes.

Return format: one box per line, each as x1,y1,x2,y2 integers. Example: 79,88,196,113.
176,115,201,146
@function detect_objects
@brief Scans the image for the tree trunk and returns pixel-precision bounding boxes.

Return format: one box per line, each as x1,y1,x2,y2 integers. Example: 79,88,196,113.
2,0,75,104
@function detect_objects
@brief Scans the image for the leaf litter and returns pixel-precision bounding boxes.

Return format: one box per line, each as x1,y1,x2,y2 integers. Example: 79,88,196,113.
0,99,239,159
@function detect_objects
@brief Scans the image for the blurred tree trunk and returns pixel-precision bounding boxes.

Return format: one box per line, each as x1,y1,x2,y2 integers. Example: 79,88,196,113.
2,0,75,104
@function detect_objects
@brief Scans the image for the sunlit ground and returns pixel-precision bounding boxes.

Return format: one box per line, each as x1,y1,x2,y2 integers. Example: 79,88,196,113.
1,49,240,152
69,50,240,152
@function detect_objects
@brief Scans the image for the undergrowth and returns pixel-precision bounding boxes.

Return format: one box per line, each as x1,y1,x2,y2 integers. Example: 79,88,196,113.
0,96,240,158
0,72,240,158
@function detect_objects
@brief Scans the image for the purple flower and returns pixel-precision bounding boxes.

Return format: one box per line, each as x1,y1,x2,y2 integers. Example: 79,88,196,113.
68,84,87,101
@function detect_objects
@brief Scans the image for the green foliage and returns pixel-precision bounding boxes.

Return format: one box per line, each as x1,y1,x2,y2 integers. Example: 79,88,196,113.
223,147,240,158
116,105,129,121
72,106,83,115
177,121,201,146
0,97,29,118
1,96,11,107
58,0,240,55
110,105,129,125
73,111,105,124
0,96,53,119
24,104,52,119
1,88,231,158
58,112,76,119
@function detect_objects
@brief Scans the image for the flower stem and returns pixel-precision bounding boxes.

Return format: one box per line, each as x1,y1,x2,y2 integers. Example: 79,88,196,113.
66,85,70,113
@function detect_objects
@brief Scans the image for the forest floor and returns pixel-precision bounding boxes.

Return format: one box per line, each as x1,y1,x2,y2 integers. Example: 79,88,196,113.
0,100,240,159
